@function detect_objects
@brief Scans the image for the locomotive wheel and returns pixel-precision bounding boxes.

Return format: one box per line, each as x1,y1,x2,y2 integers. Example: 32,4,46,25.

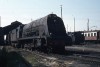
21,44,24,49
35,39,43,51
33,39,37,50
30,47,34,51
16,43,21,48
51,45,65,54
46,46,52,53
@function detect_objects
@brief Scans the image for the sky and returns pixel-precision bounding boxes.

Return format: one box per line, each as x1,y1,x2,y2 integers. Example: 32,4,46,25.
0,0,100,32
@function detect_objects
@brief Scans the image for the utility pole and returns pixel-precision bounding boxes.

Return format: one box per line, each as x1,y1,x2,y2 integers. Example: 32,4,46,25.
60,5,62,19
74,17,75,32
87,18,89,31
70,27,71,32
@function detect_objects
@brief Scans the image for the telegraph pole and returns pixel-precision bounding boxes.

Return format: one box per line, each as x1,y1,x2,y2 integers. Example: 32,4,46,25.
87,18,89,31
60,5,62,19
74,17,75,32
70,27,71,32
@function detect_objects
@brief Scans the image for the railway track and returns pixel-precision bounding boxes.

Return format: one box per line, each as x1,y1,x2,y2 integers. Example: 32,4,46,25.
1,46,100,67
65,45,100,64
11,45,100,64
22,47,100,66
72,54,100,64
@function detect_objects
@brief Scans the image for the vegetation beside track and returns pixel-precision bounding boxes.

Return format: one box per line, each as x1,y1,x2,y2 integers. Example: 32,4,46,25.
0,46,32,67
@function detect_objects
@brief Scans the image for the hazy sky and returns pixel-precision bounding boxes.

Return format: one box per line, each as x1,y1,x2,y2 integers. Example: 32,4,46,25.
0,0,100,31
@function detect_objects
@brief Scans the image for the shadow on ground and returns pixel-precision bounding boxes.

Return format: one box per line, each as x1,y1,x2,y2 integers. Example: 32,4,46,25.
0,47,33,67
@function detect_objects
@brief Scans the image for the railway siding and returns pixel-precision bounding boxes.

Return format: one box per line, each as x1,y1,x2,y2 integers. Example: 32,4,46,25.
0,46,100,67
65,45,100,53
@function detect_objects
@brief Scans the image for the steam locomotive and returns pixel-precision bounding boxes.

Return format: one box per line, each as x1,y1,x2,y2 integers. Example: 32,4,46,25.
6,14,72,53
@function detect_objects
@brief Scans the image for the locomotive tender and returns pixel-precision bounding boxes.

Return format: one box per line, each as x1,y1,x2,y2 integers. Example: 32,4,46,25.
7,14,72,52
68,31,85,45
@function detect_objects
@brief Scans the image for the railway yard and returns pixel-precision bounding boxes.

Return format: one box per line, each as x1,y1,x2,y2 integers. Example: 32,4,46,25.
0,44,100,67
0,14,100,67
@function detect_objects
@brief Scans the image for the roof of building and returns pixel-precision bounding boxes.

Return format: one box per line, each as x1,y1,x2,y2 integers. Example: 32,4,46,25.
84,30,100,33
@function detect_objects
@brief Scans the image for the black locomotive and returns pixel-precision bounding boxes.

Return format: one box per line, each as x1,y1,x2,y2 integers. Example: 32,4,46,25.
6,14,72,53
68,31,85,45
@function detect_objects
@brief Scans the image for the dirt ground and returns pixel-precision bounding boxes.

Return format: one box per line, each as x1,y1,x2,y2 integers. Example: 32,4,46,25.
0,46,100,67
